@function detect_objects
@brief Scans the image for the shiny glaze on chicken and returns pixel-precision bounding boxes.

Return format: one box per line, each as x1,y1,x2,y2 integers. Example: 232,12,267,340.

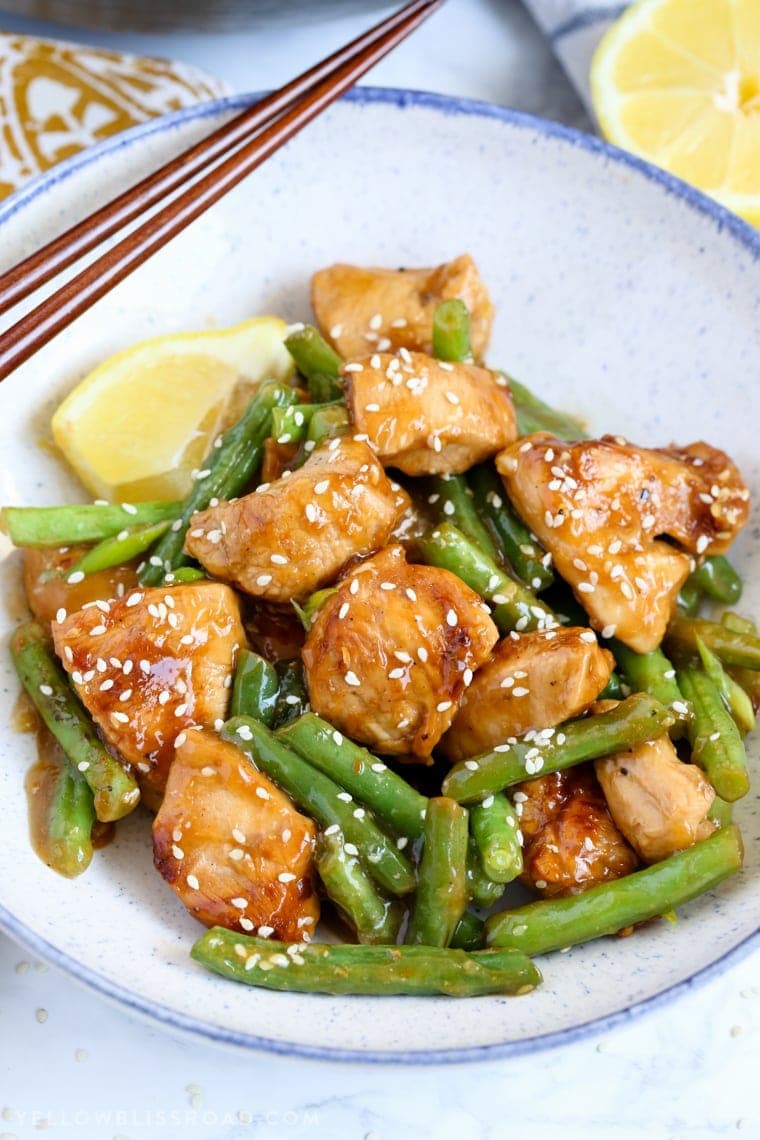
497,434,749,652
154,729,319,940
311,254,494,361
441,626,614,762
53,582,245,809
184,438,409,604
517,766,639,896
345,350,516,476
302,544,498,758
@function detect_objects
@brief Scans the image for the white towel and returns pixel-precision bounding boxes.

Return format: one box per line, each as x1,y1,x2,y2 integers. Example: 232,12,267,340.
522,1,628,115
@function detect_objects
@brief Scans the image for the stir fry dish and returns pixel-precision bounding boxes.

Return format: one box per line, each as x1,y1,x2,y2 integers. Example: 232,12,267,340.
3,253,756,998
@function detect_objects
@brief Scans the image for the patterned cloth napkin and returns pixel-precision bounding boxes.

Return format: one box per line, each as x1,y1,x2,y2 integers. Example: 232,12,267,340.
522,0,627,116
0,32,229,199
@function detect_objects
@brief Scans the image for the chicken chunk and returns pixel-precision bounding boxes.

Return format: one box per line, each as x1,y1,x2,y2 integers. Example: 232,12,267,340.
517,766,639,896
302,544,498,758
345,351,516,476
311,254,494,361
440,626,614,762
595,735,716,864
52,582,245,809
23,546,138,625
153,729,319,939
184,438,409,604
497,434,749,653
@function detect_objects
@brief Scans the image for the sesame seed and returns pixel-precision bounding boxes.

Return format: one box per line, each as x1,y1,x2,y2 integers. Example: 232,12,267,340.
464,760,479,771
110,711,129,724
436,700,453,712
187,874,200,890
332,730,343,746
405,588,417,602
337,791,353,803
324,823,340,836
38,683,53,697
601,624,616,639
67,570,85,584
255,574,272,587
344,362,364,373
258,926,274,938
350,579,359,595
255,786,270,800
231,897,248,909
418,647,429,663
344,670,361,687
236,725,253,741
365,402,381,412
338,602,350,620
344,842,359,856
369,312,383,330
446,609,458,627
388,667,405,680
696,535,710,554
278,872,297,883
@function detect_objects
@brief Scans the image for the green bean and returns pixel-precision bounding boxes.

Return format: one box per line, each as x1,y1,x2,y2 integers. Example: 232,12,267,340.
230,649,279,725
139,380,296,585
688,556,742,605
666,617,760,671
270,660,309,729
10,621,140,822
465,837,506,907
505,376,587,441
485,825,743,956
426,475,500,563
163,567,206,584
1,500,181,548
432,299,472,362
443,693,675,803
270,401,342,446
222,717,416,896
292,587,337,632
33,737,96,878
696,637,755,736
191,927,542,996
450,911,485,952
414,523,555,634
285,325,344,403
316,830,400,945
677,578,703,616
277,713,428,839
468,463,554,590
407,798,468,947
470,792,523,883
708,796,733,828
610,640,689,727
305,404,349,448
722,612,756,635
676,667,749,802
67,520,171,576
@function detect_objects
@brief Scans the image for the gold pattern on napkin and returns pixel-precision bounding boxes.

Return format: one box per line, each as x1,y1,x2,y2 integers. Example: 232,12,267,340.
0,33,229,199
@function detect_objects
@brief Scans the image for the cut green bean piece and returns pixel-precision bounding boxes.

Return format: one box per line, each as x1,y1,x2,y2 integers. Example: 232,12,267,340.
270,401,342,446
708,796,733,828
11,621,140,822
270,660,309,729
505,376,588,441
470,792,523,883
230,649,279,725
32,738,96,878
610,640,688,725
316,830,400,945
414,523,555,634
285,325,343,402
450,911,485,952
293,587,337,632
485,825,743,956
432,299,472,363
677,667,749,802
192,927,542,996
1,500,181,549
305,404,349,447
666,617,760,671
443,693,675,803
696,637,755,736
721,612,756,635
163,566,206,584
426,475,500,563
407,797,468,948
468,463,553,590
222,717,416,896
465,836,506,907
278,712,428,839
688,556,742,605
67,519,171,576
139,380,297,585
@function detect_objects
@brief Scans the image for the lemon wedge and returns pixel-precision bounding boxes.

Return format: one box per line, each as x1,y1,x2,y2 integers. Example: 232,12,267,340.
52,317,295,502
591,0,760,226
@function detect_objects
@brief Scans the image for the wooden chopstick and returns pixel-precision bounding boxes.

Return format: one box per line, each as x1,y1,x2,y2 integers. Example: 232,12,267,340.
0,0,437,319
0,0,443,384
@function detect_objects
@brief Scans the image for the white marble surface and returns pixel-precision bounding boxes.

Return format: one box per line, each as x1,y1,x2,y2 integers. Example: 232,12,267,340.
0,1,757,1137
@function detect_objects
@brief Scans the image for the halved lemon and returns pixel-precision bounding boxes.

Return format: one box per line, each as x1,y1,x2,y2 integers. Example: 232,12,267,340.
591,0,760,226
52,317,294,502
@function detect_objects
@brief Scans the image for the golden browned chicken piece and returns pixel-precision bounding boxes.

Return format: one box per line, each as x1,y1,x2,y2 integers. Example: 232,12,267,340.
517,766,639,896
595,736,716,864
311,254,494,361
23,546,138,625
344,351,516,476
440,626,614,762
302,544,498,759
497,434,749,653
184,438,409,604
52,582,245,809
153,729,319,940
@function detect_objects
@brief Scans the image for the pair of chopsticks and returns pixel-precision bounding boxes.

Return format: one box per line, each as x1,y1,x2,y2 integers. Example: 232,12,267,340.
0,0,443,384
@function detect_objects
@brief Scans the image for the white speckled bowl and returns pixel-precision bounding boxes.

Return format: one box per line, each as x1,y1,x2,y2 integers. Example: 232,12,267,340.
0,90,758,1062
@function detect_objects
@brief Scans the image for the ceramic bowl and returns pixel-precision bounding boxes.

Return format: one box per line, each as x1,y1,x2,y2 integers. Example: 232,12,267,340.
0,89,758,1061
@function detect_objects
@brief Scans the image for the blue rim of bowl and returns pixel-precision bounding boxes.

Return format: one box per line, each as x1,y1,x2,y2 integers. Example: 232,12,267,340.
0,87,758,1064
